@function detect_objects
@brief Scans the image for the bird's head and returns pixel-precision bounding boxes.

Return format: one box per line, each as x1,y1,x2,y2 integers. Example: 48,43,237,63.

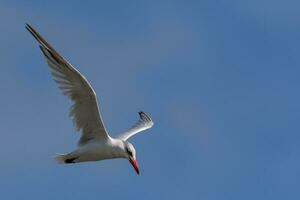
124,141,139,175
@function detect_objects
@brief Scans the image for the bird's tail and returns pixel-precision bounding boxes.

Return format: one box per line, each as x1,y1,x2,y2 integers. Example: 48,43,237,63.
55,154,68,164
54,153,79,164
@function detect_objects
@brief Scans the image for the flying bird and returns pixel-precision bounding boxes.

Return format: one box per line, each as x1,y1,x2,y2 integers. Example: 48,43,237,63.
26,24,154,175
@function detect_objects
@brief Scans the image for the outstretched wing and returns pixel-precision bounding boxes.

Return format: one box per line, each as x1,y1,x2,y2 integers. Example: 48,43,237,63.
117,111,154,141
26,24,109,146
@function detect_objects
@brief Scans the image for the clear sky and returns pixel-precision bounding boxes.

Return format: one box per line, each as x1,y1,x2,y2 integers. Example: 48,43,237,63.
0,0,299,199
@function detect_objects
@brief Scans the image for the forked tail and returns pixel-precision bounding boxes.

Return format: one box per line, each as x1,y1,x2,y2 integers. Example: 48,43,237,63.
55,154,78,164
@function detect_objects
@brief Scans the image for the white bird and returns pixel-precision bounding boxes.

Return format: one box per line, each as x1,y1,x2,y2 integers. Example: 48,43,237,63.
26,24,154,175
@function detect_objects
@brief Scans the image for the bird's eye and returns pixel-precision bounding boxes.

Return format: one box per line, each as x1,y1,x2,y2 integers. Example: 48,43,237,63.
126,148,133,157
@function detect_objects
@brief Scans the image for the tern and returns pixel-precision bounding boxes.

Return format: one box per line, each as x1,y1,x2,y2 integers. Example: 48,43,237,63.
26,24,154,175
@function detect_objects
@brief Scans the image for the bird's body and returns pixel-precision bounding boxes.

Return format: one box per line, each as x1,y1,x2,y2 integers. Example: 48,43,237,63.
57,137,127,163
26,24,153,174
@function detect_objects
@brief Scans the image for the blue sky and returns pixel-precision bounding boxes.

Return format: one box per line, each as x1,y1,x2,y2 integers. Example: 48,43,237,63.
0,0,299,199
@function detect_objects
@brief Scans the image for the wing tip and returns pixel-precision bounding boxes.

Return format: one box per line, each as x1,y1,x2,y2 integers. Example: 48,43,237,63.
25,23,41,44
138,111,153,124
25,23,34,34
25,23,30,28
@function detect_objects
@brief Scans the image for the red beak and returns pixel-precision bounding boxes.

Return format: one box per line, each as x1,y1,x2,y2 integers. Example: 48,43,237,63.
129,158,140,175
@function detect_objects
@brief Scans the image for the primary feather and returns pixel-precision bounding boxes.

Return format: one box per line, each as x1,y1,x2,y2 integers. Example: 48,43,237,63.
117,112,154,141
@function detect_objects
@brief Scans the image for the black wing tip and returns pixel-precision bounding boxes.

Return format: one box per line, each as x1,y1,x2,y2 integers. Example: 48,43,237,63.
38,45,48,56
138,111,152,122
138,111,145,117
25,23,33,32
25,23,40,42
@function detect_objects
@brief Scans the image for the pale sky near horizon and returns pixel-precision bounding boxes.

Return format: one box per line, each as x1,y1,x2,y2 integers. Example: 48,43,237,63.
0,1,299,199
